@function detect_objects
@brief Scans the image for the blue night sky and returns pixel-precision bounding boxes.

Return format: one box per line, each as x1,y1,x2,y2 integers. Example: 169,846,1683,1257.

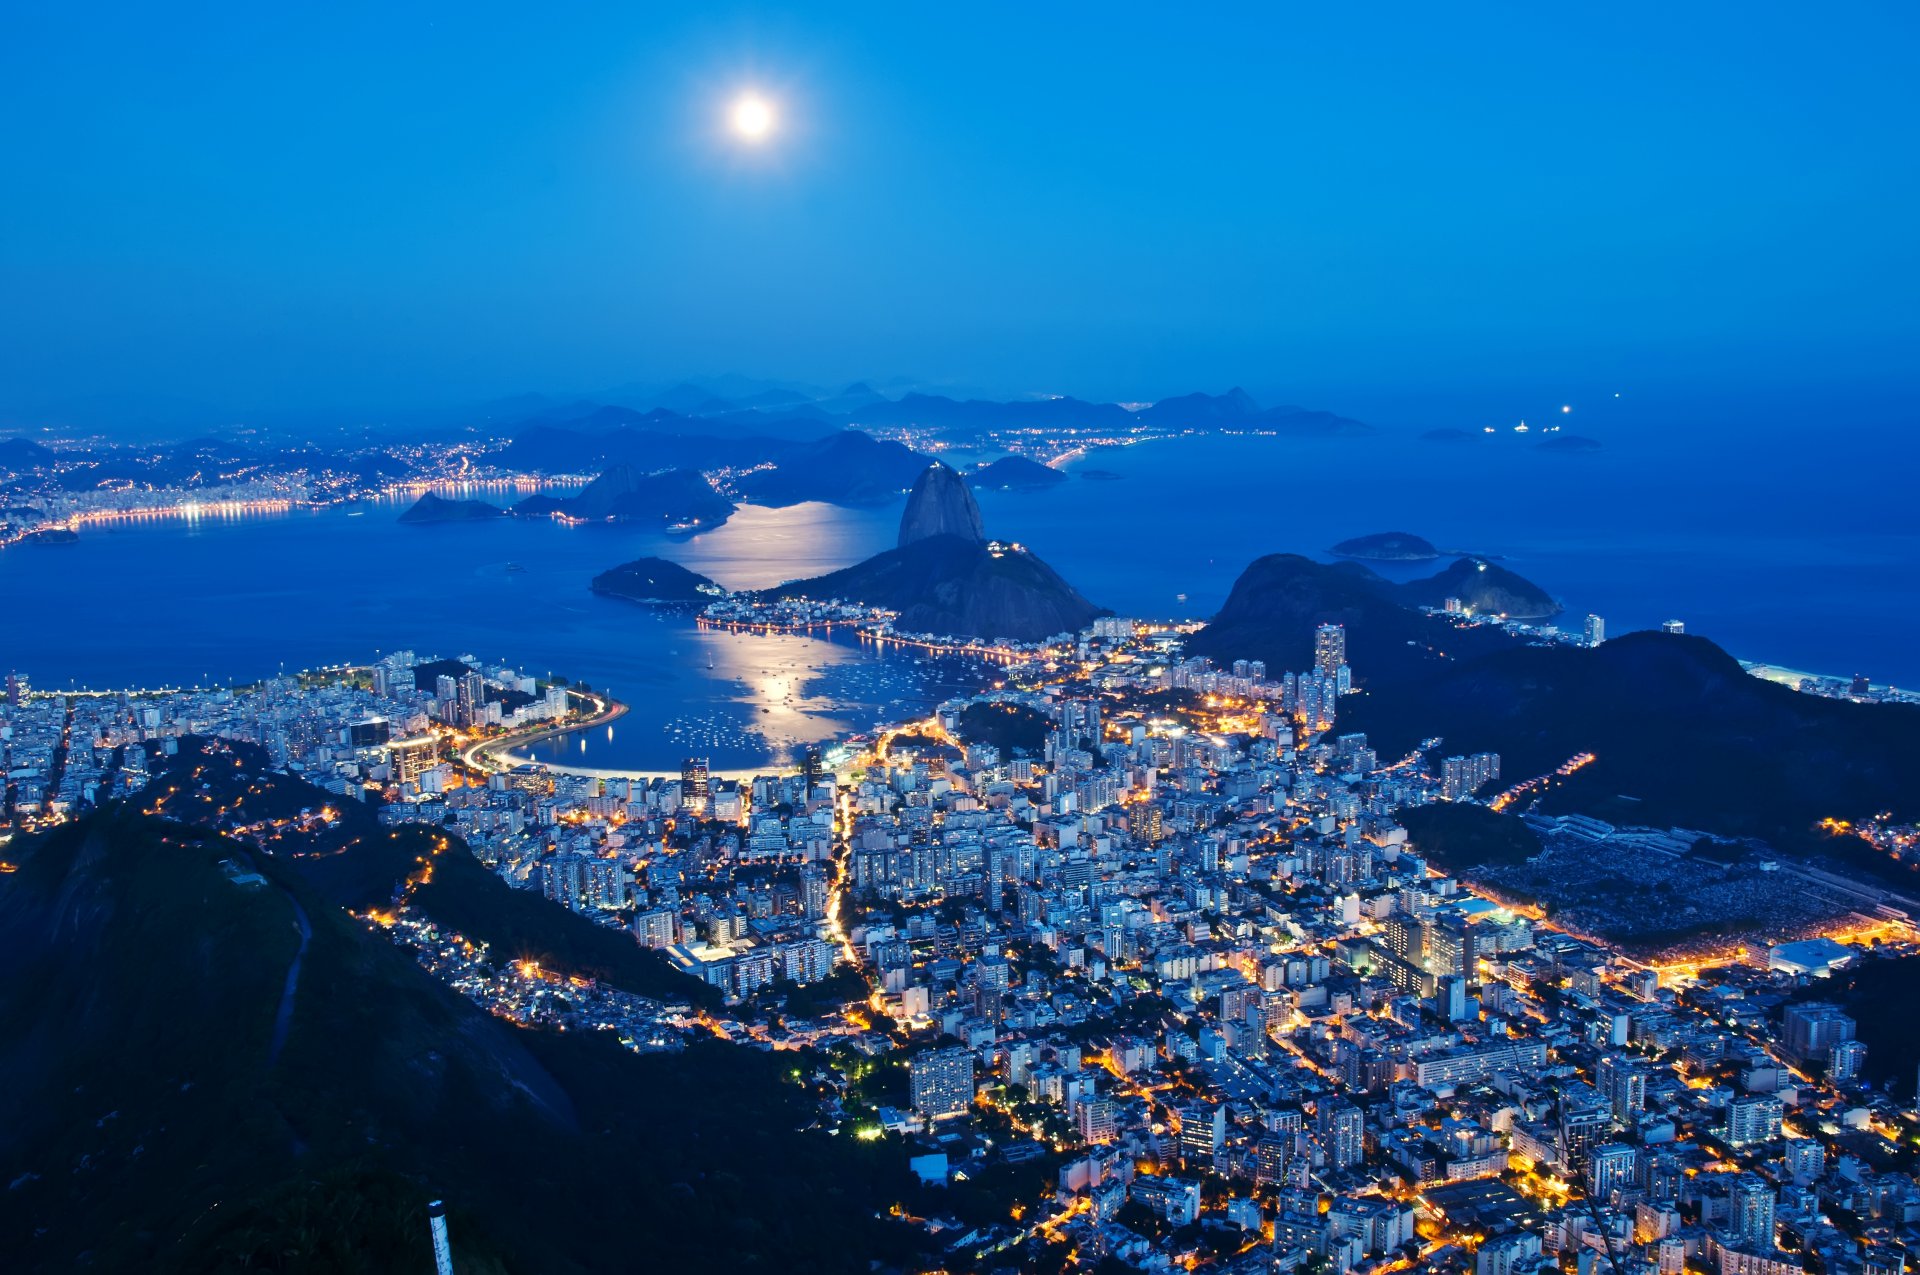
2,3,1915,433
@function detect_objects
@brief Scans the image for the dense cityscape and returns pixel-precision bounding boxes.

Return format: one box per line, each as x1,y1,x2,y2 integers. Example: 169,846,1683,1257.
6,586,1917,1274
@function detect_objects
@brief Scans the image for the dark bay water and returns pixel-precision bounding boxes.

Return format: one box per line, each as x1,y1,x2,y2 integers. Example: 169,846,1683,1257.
1,430,1914,774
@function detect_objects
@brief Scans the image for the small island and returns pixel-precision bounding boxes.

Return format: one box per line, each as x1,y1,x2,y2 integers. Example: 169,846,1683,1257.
1538,433,1602,454
590,557,724,606
968,455,1066,489
397,491,507,524
1329,530,1440,562
21,526,79,545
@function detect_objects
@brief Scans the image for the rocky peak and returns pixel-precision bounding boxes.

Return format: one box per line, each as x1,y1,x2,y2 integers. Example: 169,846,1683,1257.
898,461,986,548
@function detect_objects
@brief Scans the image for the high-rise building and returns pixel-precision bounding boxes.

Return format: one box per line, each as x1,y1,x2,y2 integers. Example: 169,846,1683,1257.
1177,1100,1226,1168
1596,1054,1647,1123
680,757,710,812
1315,624,1347,680
1727,1174,1776,1252
1589,1142,1640,1199
800,863,831,920
1781,1003,1856,1065
1782,1138,1825,1185
1320,1101,1364,1169
1829,1038,1868,1083
1726,1095,1783,1147
1426,915,1480,984
1557,1086,1613,1171
1441,752,1501,801
910,1047,975,1120
1476,1231,1543,1275
1585,614,1606,647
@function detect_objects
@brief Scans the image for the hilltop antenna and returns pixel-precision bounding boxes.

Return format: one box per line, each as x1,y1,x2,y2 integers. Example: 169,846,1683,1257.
427,1199,454,1275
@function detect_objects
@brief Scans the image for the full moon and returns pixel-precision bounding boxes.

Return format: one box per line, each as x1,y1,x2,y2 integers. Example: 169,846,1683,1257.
732,95,774,141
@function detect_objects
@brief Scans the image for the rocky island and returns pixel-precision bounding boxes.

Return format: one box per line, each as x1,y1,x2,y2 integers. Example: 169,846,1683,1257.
590,557,723,605
1328,530,1440,561
770,461,1103,643
967,455,1066,489
397,491,507,524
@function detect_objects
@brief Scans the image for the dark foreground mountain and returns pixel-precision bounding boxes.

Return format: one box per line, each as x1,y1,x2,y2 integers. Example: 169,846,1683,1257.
968,455,1067,489
898,461,986,546
514,464,734,526
0,809,924,1273
773,462,1102,642
590,556,722,605
1344,631,1920,855
397,491,506,523
1184,553,1524,681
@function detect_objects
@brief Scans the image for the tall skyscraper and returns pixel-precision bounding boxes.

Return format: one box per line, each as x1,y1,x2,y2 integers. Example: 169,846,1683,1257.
1319,1101,1364,1169
1727,1174,1776,1251
1584,614,1606,647
680,757,710,811
1315,624,1347,680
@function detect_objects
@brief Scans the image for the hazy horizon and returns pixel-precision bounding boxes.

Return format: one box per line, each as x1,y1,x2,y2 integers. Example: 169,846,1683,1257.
4,3,1916,440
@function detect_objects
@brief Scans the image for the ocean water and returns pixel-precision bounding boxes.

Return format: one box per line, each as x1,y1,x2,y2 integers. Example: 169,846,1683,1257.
983,431,1920,688
1,430,1914,774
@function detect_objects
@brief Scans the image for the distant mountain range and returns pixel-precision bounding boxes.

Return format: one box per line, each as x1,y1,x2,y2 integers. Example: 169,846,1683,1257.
497,384,1370,447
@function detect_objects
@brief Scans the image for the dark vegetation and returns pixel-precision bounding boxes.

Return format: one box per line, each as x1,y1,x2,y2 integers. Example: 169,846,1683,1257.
589,555,721,604
407,833,722,1007
0,810,929,1272
1346,631,1920,855
955,702,1052,755
1818,955,1920,1100
1396,803,1542,869
1390,557,1559,619
1184,553,1521,680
